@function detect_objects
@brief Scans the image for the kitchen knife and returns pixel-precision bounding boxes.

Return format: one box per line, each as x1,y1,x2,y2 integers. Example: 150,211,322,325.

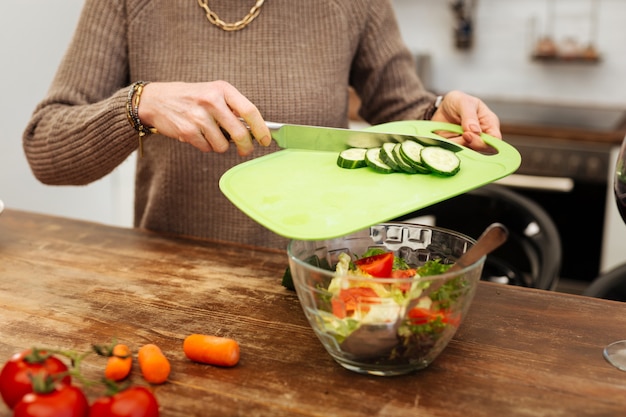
224,120,463,152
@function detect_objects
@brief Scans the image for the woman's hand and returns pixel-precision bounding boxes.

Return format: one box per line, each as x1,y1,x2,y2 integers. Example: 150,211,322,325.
138,81,272,156
430,90,502,152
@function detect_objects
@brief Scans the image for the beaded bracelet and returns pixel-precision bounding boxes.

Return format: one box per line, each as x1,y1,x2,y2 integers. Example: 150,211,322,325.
126,81,157,157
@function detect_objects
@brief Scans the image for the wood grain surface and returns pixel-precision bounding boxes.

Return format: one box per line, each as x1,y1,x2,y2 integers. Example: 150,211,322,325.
0,209,625,416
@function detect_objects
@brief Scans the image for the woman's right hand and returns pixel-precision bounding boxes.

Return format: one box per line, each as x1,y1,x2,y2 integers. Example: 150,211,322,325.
137,80,272,156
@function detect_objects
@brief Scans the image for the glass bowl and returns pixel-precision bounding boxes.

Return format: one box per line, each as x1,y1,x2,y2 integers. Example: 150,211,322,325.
287,222,484,376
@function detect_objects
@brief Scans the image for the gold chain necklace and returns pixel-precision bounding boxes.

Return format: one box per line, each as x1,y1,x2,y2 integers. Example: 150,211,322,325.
197,0,266,31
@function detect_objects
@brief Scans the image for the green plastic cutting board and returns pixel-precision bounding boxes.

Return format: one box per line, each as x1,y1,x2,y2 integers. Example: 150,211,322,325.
219,121,521,240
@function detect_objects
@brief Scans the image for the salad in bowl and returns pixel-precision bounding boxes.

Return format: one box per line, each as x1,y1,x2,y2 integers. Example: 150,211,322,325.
286,222,485,376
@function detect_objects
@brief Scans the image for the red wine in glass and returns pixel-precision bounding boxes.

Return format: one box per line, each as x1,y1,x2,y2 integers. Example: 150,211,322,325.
604,137,626,370
615,143,626,223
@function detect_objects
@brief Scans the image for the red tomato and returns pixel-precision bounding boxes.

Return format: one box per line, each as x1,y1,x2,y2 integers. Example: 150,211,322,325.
13,384,89,417
407,307,460,327
331,287,379,318
89,386,160,417
390,269,417,292
354,252,394,277
0,349,71,409
407,307,443,325
390,268,416,279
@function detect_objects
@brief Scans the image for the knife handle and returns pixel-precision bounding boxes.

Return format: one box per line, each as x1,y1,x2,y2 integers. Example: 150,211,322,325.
220,119,282,140
264,121,284,131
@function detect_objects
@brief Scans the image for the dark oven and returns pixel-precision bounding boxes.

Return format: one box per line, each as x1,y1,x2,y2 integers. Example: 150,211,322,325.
485,100,626,285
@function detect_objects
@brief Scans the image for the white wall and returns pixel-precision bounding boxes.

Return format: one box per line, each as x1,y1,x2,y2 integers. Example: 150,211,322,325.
393,0,626,108
0,0,135,227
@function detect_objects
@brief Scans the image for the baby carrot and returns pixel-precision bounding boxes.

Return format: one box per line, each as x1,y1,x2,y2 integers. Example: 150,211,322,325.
104,343,132,381
183,334,240,367
138,343,171,384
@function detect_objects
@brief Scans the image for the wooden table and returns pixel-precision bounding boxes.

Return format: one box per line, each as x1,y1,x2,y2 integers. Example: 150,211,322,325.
0,209,625,416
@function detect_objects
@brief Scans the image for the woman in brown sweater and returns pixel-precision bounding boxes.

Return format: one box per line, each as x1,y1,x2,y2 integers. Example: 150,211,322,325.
23,0,500,249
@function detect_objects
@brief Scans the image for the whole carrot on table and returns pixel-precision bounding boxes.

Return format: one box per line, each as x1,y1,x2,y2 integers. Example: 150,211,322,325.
183,334,240,367
138,343,171,384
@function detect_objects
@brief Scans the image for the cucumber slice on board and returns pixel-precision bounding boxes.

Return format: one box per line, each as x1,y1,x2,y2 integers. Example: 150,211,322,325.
336,140,461,176
391,144,418,174
337,148,368,169
379,143,401,172
399,141,426,169
396,143,430,174
365,148,395,174
420,146,461,176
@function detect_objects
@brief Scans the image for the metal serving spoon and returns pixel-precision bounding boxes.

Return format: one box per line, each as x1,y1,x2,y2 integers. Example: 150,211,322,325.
340,223,509,359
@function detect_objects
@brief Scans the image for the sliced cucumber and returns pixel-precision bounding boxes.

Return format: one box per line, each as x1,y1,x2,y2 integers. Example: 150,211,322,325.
420,146,461,176
336,142,461,177
391,144,417,174
379,143,401,171
396,143,430,174
399,141,425,168
337,148,368,169
365,148,395,174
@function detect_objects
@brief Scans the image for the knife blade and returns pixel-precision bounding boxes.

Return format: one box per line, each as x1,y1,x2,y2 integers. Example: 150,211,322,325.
265,121,463,152
222,120,463,152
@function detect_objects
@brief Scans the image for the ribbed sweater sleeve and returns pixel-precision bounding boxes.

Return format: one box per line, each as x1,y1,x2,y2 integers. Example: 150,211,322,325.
23,0,135,185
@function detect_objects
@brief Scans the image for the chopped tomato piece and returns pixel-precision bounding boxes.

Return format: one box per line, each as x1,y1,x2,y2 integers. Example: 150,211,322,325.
407,307,437,325
390,268,417,292
391,269,416,278
407,307,460,327
331,287,379,318
354,252,394,277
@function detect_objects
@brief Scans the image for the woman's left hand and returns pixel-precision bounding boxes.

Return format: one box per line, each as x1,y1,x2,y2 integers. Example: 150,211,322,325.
430,90,502,152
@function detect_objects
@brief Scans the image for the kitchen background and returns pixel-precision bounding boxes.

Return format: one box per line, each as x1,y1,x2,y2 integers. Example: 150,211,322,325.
1,0,625,288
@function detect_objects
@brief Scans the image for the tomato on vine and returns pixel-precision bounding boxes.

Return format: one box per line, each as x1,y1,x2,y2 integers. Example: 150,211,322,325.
0,349,71,409
13,384,89,417
1,342,163,417
89,386,160,417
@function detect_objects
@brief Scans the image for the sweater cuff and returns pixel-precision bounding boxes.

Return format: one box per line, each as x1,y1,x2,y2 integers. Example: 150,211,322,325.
423,95,444,120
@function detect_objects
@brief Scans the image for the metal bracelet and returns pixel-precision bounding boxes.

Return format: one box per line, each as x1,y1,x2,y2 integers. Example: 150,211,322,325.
126,81,156,157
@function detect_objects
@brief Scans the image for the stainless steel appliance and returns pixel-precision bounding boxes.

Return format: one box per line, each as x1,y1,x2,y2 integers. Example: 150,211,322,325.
487,100,626,284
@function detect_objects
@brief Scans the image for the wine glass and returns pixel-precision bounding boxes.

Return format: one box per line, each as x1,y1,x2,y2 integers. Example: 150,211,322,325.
613,137,626,224
603,136,626,371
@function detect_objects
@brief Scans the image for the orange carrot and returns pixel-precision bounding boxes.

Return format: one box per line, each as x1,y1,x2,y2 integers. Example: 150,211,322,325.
138,343,171,384
104,343,132,381
183,334,240,367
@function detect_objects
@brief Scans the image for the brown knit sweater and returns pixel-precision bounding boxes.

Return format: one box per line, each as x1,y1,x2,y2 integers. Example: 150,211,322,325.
23,0,435,249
